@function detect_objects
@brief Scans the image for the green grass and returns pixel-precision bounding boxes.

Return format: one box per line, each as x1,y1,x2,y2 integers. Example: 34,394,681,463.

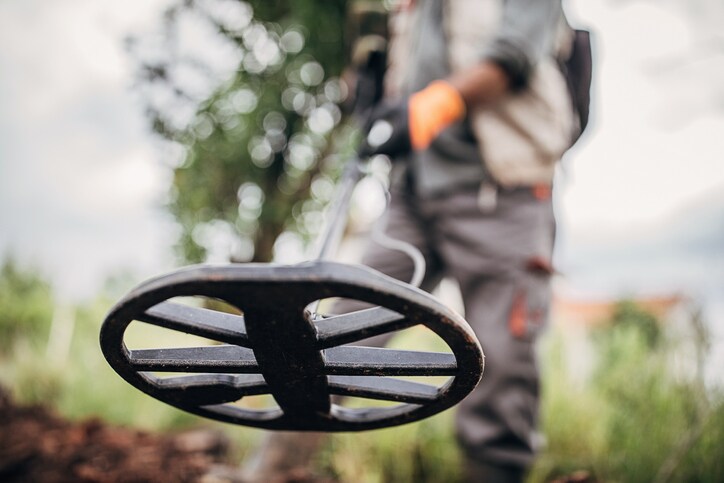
530,310,724,483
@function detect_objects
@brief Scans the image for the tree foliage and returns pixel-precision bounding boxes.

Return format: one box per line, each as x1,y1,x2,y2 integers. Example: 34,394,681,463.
604,300,662,349
131,0,364,263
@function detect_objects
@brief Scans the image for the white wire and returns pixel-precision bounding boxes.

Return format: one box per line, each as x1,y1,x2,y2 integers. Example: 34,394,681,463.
366,173,426,289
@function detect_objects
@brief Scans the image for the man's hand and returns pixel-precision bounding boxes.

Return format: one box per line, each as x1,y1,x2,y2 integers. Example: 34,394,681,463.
358,62,510,158
359,80,466,158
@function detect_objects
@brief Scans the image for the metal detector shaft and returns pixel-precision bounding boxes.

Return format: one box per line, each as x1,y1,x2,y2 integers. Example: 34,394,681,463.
312,158,363,261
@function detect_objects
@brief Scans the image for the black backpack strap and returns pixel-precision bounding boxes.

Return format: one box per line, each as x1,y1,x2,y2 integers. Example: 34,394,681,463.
561,29,593,144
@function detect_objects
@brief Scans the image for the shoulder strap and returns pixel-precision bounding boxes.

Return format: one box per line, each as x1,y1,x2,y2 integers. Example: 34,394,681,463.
561,29,593,144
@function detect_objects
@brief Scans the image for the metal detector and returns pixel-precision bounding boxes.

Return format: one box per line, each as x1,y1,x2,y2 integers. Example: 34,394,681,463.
100,156,483,432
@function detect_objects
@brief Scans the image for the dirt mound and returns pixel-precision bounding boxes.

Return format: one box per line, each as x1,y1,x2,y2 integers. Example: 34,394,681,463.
0,387,232,482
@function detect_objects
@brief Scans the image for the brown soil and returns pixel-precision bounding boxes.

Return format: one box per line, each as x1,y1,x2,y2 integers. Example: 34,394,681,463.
0,386,233,482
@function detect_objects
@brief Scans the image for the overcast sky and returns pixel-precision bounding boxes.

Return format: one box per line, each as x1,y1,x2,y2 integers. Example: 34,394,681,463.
560,0,724,234
1,0,723,301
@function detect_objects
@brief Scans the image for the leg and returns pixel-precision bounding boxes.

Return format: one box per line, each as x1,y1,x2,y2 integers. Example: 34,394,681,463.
432,186,555,477
455,271,548,471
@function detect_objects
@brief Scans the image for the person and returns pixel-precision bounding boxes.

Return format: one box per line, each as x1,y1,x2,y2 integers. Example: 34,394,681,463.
243,1,577,481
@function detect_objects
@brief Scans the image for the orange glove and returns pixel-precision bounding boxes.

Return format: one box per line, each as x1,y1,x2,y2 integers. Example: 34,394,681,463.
359,80,466,157
408,81,466,150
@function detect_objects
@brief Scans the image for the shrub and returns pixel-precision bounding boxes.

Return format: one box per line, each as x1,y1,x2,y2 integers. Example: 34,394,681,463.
0,257,54,353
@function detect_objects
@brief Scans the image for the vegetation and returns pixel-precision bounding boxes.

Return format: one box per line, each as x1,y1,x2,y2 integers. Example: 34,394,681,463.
532,302,723,483
0,257,54,353
130,0,364,263
1,257,722,482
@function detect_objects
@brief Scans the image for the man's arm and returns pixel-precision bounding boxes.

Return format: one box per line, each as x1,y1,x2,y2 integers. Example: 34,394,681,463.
452,0,563,108
361,0,563,156
478,0,563,91
448,62,510,110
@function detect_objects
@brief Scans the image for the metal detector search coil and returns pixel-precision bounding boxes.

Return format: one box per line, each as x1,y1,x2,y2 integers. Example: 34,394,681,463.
99,160,484,432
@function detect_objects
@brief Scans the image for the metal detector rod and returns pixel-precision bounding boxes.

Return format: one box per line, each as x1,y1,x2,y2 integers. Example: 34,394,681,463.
312,158,363,261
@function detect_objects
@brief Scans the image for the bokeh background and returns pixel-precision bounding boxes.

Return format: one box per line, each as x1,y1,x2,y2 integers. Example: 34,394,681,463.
1,1,723,481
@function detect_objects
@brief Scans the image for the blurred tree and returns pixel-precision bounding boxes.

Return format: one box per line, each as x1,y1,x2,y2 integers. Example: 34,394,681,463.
129,0,384,263
591,300,662,357
608,299,662,348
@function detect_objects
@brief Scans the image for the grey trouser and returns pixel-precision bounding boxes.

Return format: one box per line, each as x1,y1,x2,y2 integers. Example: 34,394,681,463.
349,182,555,469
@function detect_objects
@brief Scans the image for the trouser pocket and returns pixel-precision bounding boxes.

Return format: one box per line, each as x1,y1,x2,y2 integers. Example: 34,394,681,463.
508,259,553,340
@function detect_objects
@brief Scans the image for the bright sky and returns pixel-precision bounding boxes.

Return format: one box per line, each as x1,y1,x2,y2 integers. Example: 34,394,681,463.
559,0,724,236
1,0,723,300
0,0,177,300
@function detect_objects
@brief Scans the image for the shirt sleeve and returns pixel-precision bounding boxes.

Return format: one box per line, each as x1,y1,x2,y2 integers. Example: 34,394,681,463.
479,0,563,90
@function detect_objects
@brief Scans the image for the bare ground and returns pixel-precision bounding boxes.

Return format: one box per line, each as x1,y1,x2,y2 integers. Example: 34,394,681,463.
0,386,233,483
